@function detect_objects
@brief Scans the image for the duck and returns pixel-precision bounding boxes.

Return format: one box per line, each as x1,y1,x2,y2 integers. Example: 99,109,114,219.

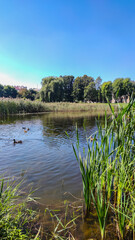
13,139,22,144
27,128,30,131
90,136,97,142
24,130,27,133
22,127,26,129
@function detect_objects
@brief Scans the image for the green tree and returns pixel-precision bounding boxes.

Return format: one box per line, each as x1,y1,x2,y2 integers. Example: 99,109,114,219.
112,78,125,98
101,81,113,102
0,84,4,97
3,85,17,98
123,78,133,96
49,78,64,102
113,78,134,99
40,76,64,102
84,82,97,102
95,76,102,102
62,75,74,102
73,75,94,102
40,77,55,102
95,76,102,90
21,89,37,100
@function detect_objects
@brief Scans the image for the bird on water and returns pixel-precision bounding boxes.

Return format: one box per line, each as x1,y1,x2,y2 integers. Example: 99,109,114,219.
13,139,22,144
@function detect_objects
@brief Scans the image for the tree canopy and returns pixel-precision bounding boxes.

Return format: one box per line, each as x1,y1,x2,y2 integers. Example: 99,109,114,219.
0,75,134,103
40,75,134,103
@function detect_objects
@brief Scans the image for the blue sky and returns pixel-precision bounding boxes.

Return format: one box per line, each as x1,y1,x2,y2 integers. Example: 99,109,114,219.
0,0,135,88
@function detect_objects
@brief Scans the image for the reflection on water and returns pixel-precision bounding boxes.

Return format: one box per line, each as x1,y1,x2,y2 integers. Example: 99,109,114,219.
0,112,105,205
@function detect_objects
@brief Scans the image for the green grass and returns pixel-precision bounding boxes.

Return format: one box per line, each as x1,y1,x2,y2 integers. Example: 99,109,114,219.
72,99,135,239
0,179,41,240
0,98,50,116
0,98,123,116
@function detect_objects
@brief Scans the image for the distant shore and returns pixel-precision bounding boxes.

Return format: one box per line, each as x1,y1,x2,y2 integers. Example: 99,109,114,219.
0,98,125,116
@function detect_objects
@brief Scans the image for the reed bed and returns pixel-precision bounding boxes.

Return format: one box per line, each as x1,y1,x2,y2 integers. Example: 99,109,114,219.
72,99,135,239
0,98,50,116
44,102,120,113
0,98,121,116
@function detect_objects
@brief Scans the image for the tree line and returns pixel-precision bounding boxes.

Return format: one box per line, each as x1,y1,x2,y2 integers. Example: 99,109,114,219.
1,75,135,102
0,84,39,100
40,75,135,102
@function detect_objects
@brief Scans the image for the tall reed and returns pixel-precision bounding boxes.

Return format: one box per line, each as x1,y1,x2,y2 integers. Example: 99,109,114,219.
72,99,135,239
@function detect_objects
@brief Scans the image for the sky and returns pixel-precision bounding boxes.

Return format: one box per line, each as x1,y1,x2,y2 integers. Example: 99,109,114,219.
0,0,135,89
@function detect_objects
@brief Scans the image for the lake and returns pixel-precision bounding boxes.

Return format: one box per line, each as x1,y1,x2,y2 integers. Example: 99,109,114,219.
0,112,105,206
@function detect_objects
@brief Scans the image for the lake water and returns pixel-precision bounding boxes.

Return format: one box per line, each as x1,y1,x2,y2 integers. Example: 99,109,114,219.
0,112,105,205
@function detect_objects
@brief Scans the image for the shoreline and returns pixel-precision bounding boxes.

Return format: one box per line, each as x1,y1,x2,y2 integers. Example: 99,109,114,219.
0,99,124,116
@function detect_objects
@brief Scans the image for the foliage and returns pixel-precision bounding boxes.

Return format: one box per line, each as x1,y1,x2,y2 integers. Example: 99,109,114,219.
72,99,135,239
0,75,134,103
0,84,4,97
40,77,63,102
62,75,74,102
101,81,113,102
72,75,95,102
0,179,40,240
3,85,17,98
0,98,50,116
18,89,37,100
112,78,134,99
84,82,97,102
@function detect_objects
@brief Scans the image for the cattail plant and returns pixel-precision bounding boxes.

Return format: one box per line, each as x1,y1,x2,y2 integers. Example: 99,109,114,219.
73,98,135,239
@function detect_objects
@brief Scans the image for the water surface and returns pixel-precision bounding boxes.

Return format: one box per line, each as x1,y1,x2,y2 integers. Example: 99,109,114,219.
0,112,105,205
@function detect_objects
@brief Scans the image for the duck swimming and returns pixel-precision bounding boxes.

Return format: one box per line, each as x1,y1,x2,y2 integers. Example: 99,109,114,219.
90,136,97,142
13,139,22,144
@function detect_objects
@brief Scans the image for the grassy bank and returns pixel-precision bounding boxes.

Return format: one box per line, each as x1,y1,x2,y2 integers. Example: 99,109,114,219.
0,98,123,116
0,179,40,240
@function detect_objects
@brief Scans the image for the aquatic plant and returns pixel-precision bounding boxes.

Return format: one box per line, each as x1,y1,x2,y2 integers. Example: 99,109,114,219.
0,179,40,240
72,99,135,239
0,98,120,116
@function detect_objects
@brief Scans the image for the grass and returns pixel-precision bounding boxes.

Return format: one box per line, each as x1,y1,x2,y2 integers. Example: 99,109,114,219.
0,179,41,240
71,99,135,239
0,98,122,116
0,98,50,116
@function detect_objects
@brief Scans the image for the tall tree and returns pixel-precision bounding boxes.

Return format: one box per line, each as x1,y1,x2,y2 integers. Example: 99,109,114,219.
40,77,55,102
3,85,17,98
95,76,102,102
40,76,64,102
62,75,74,102
84,82,97,102
73,75,94,102
0,84,4,97
123,78,133,96
113,78,134,99
101,81,113,102
95,76,102,90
